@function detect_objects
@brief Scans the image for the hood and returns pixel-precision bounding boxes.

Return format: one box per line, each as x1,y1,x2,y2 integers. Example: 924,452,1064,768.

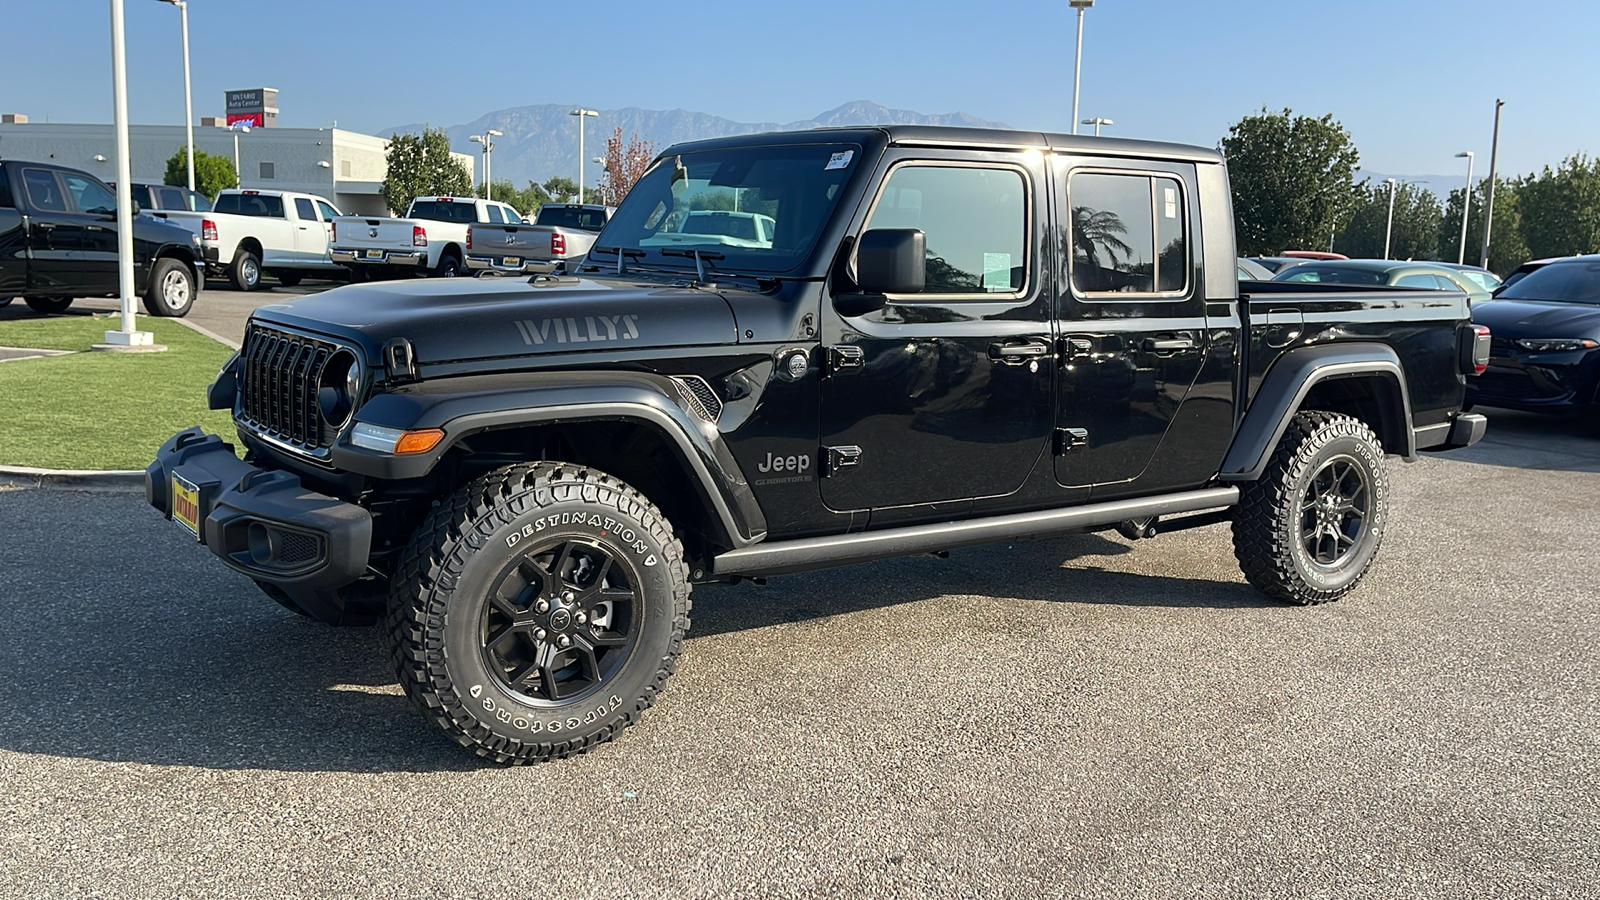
1472,299,1600,339
250,275,738,364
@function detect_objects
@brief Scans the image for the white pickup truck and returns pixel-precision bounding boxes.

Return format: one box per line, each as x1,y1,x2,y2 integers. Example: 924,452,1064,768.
463,203,614,275
331,196,523,279
150,188,345,290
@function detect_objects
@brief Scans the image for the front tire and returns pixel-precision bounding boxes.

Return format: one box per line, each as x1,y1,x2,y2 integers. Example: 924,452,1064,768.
229,249,262,291
1232,411,1388,605
142,258,196,317
387,462,690,764
24,296,72,314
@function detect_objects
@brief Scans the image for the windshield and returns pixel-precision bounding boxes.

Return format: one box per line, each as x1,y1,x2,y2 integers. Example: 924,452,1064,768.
408,201,476,224
594,143,861,273
1496,261,1600,304
536,206,608,231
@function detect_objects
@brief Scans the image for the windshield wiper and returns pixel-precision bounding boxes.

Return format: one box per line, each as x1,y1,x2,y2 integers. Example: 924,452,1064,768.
590,245,647,275
659,248,725,283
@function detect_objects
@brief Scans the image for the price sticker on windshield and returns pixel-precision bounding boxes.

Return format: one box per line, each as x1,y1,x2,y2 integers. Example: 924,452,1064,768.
824,150,855,170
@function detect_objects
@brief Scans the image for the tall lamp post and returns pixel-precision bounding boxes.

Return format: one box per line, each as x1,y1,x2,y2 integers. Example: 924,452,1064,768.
1069,0,1095,135
1480,98,1505,270
102,0,153,348
155,0,193,191
228,123,251,184
1081,117,1113,136
469,129,502,200
1383,178,1398,260
570,107,598,203
591,156,605,205
1454,150,1475,265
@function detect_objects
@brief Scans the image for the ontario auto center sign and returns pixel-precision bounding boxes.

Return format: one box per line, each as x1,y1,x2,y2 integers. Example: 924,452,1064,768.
225,88,277,128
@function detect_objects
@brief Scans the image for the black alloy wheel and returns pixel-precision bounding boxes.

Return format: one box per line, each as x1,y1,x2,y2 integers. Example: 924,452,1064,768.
1299,456,1371,567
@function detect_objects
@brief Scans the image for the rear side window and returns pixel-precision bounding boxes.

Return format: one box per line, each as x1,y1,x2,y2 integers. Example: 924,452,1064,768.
156,186,186,209
408,201,475,223
215,193,285,217
485,205,503,224
294,197,317,221
536,206,608,231
1068,171,1188,297
23,169,67,212
864,164,1027,295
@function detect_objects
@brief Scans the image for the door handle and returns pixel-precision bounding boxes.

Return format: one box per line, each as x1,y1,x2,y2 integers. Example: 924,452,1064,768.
1142,338,1195,352
33,223,55,231
988,340,1052,363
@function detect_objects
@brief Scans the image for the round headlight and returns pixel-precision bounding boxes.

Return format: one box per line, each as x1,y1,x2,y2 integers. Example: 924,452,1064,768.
317,351,360,427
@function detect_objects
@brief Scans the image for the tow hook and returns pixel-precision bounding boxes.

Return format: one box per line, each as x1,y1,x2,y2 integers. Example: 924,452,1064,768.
1116,517,1158,540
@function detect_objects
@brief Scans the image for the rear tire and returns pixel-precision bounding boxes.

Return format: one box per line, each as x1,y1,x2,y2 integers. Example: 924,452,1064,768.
387,462,690,764
1232,411,1388,605
141,258,196,317
229,249,262,291
276,271,304,288
433,253,461,278
24,297,72,315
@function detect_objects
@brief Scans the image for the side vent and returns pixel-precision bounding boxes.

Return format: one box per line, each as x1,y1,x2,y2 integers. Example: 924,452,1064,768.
670,375,723,423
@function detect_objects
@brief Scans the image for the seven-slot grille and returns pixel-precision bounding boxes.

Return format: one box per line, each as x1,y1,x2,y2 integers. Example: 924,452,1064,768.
238,325,344,453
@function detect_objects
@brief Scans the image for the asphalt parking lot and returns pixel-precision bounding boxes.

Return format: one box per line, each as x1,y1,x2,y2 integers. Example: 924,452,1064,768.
1,408,1596,898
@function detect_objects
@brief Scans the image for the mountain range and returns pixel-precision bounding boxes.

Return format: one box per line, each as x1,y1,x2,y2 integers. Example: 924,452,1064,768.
382,101,1010,187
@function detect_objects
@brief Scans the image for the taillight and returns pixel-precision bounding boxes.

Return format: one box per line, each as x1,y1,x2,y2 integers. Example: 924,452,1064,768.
466,226,473,251
201,219,217,242
330,220,337,243
413,225,427,247
1470,324,1491,376
551,232,566,256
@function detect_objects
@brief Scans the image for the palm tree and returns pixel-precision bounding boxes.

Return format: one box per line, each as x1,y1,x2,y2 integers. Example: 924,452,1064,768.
1071,206,1133,269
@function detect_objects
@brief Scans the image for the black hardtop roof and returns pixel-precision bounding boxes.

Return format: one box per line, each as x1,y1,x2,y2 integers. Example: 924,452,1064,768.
659,125,1224,166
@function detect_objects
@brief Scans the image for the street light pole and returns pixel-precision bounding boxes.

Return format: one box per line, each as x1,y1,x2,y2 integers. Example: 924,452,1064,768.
1480,99,1505,270
570,108,598,203
1455,150,1475,265
1069,0,1095,135
228,123,251,184
469,129,502,200
1383,178,1397,260
1081,117,1112,136
156,0,194,191
103,0,153,348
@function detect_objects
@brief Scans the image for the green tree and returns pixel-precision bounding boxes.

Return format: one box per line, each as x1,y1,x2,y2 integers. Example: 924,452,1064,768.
1518,155,1600,261
474,179,551,219
163,146,237,198
381,127,472,215
542,176,580,203
1221,108,1361,256
1435,177,1530,273
1336,180,1442,261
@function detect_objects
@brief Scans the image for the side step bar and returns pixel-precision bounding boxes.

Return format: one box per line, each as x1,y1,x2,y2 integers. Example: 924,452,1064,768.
711,487,1240,578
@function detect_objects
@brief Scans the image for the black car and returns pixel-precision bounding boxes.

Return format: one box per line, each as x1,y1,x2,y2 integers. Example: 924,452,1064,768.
1468,256,1600,420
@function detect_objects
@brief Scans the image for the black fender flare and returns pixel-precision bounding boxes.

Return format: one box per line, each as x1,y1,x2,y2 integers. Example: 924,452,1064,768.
329,371,767,548
1218,342,1415,482
151,242,203,288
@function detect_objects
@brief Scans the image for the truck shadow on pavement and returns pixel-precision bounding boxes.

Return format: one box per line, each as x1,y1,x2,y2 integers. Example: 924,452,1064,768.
1447,409,1600,473
0,518,1262,774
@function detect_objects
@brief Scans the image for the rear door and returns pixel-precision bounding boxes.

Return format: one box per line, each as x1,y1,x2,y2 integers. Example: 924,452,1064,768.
1051,157,1213,498
18,168,75,292
819,148,1054,512
0,167,25,296
292,196,327,264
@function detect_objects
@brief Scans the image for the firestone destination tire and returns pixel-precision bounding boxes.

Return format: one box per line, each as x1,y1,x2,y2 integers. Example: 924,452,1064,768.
1232,410,1388,605
386,462,690,764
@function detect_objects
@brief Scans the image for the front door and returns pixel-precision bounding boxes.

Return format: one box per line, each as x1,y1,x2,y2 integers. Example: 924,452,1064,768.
819,149,1054,512
56,172,121,292
1051,159,1211,497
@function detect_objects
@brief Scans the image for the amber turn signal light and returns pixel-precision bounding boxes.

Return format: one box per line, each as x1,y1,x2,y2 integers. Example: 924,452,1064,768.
394,428,446,455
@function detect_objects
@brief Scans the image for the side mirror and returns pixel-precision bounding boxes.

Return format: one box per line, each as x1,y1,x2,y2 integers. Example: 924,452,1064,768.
857,228,925,295
131,200,142,215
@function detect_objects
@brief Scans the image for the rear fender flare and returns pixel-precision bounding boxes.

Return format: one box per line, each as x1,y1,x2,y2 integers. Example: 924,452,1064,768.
1219,342,1415,482
330,371,767,548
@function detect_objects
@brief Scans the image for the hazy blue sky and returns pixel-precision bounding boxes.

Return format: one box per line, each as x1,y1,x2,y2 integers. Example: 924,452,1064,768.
1,0,1592,179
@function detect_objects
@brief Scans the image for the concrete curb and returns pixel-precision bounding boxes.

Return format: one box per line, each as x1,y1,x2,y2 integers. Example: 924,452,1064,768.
0,465,145,492
174,318,242,350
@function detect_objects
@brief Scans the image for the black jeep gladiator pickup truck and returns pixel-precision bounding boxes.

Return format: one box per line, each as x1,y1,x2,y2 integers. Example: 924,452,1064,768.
148,126,1490,763
0,159,203,316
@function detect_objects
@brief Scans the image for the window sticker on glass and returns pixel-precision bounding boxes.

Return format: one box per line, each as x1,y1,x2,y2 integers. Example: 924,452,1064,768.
983,253,1013,291
824,150,855,170
1163,186,1178,219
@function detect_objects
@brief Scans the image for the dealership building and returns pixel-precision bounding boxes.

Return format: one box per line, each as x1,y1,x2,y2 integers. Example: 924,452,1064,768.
0,108,473,216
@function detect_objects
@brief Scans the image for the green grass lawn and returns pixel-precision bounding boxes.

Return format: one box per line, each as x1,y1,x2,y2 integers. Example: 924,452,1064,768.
0,315,236,470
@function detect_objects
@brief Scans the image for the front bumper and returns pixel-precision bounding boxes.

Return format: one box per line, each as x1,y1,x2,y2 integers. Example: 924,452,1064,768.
332,248,427,267
147,429,373,607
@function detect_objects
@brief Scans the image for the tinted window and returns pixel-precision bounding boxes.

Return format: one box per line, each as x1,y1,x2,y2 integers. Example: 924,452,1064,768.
1276,266,1386,285
0,168,12,208
865,165,1026,294
1069,172,1188,296
502,206,523,225
314,199,340,220
1496,262,1600,304
1457,270,1501,291
188,190,213,212
23,169,67,212
485,205,503,224
62,174,117,214
600,144,858,273
294,197,316,221
536,205,609,231
408,201,476,224
156,186,186,210
214,193,285,217
1394,273,1440,288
